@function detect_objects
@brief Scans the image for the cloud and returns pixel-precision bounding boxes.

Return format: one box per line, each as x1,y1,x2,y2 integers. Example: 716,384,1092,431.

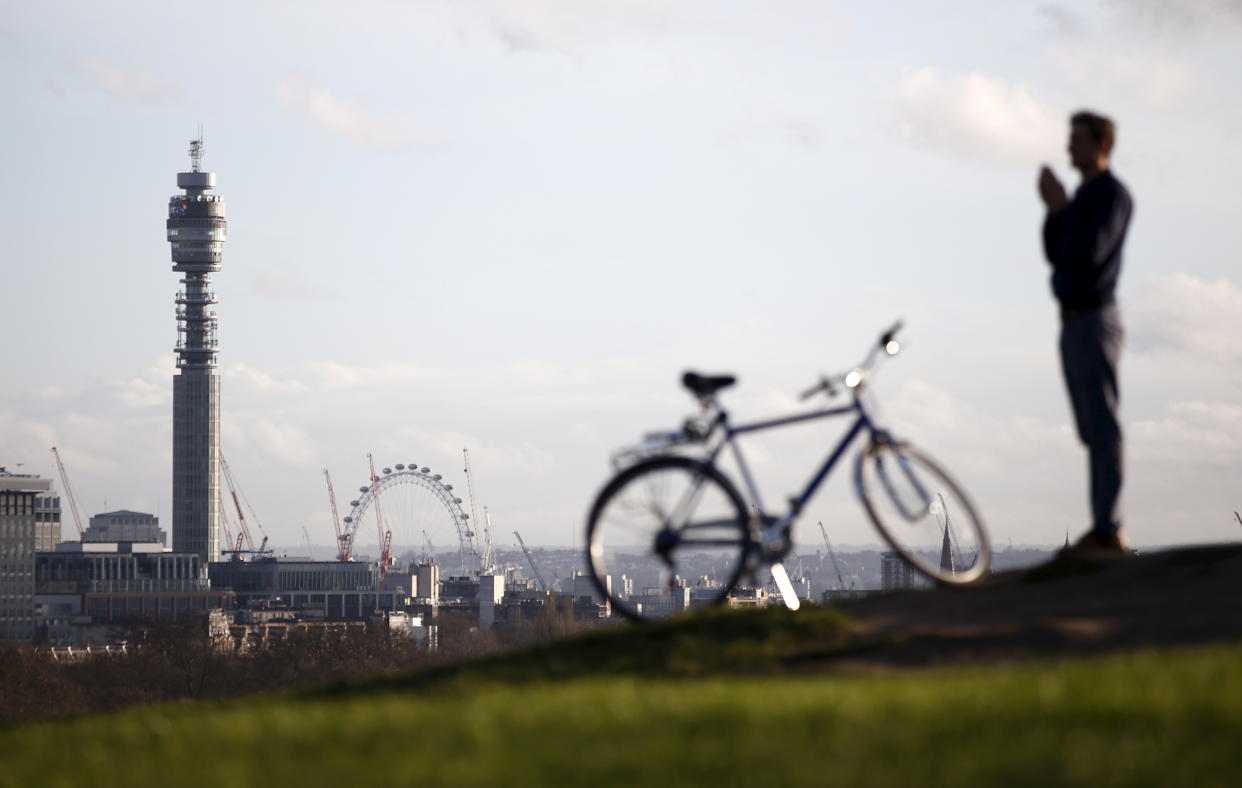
250,269,332,301
482,0,844,54
248,420,318,467
275,77,429,152
1107,0,1242,37
1131,400,1242,465
392,426,554,477
784,119,824,150
1037,4,1086,36
302,361,444,390
894,68,1062,165
223,360,443,393
1129,273,1242,361
74,57,179,104
485,0,690,53
1052,48,1198,109
116,376,165,408
223,363,309,394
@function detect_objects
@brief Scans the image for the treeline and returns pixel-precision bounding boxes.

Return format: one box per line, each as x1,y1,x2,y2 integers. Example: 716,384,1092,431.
0,610,582,726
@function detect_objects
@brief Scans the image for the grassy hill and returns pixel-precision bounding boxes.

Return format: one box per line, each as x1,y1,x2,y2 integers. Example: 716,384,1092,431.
3,546,1241,787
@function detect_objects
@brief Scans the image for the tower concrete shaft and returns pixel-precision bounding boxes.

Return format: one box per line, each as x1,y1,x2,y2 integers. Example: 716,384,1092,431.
168,138,226,563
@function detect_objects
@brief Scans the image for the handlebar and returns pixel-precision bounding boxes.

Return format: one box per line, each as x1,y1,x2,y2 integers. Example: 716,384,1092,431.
800,320,904,401
799,375,837,401
880,320,903,348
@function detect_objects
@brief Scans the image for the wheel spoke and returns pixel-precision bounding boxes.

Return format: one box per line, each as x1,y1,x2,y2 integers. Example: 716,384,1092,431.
586,457,750,621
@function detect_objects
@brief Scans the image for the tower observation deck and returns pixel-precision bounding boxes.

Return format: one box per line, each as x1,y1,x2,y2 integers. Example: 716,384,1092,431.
168,137,225,563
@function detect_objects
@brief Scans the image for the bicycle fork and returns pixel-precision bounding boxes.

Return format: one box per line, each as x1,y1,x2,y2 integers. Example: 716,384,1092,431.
754,516,801,612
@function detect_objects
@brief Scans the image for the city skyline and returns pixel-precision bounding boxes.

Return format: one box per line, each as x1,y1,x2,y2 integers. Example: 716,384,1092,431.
2,1,1241,552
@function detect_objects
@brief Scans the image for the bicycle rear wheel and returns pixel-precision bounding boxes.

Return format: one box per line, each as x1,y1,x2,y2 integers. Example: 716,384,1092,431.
586,456,752,621
855,440,990,585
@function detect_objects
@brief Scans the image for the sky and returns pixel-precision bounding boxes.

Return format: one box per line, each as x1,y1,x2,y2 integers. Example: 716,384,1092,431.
2,0,1241,555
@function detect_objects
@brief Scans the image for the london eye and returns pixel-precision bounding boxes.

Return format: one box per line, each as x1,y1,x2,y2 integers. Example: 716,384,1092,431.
339,461,477,575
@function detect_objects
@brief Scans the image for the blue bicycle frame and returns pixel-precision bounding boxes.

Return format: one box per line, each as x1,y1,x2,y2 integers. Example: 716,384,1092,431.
696,394,888,544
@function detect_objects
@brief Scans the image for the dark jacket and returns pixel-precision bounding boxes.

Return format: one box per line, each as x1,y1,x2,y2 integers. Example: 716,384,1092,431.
1042,170,1133,310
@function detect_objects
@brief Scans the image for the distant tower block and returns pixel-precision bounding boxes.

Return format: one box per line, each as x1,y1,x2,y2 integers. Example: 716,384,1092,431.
168,136,226,562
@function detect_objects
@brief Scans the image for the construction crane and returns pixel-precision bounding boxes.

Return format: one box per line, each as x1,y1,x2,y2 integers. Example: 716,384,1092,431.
368,453,394,581
1235,511,1241,529
513,530,547,591
48,447,85,538
324,469,349,561
217,491,237,554
421,529,437,564
219,452,270,560
818,521,852,592
462,448,494,574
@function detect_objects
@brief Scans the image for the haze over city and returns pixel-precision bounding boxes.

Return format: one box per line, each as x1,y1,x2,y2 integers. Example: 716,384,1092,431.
2,0,1240,553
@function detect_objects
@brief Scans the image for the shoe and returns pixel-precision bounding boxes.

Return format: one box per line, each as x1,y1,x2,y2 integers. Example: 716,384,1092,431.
1058,530,1133,559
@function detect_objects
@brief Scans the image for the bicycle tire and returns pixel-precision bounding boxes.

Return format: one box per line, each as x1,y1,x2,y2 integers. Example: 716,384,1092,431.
855,440,991,585
585,455,753,622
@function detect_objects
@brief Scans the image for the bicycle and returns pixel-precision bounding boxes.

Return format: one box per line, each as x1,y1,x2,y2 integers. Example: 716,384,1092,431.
584,322,991,622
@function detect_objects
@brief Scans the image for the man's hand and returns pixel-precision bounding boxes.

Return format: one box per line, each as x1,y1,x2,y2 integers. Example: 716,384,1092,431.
1038,165,1068,213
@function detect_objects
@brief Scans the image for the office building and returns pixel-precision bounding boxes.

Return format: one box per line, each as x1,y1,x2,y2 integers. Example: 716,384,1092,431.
34,491,61,552
208,558,404,619
36,542,231,639
85,510,165,545
1,469,51,640
880,551,916,591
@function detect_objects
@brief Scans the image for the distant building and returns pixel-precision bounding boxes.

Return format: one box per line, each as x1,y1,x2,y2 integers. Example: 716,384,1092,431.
1,469,52,640
726,586,770,609
207,558,403,619
34,492,61,552
85,510,165,545
35,542,232,643
630,583,691,618
441,575,479,603
479,573,505,628
415,562,440,605
880,551,916,591
168,137,227,564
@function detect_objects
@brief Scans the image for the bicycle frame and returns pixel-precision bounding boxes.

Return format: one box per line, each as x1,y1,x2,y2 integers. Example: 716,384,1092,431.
694,392,892,548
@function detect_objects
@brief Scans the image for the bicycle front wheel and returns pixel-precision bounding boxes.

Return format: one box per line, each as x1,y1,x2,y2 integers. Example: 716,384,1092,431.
855,441,991,585
586,456,752,622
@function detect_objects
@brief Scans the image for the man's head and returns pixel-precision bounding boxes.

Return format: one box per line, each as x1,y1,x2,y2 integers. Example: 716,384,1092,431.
1068,110,1115,176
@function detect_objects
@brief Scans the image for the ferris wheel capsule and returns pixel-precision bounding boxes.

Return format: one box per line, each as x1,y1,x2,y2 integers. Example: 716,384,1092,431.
383,467,392,474
395,464,405,470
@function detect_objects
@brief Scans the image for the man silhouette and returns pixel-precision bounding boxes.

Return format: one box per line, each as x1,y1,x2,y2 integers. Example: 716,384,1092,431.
1038,110,1133,554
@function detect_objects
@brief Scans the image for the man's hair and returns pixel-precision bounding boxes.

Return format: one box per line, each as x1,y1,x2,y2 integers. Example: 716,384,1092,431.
1071,110,1116,150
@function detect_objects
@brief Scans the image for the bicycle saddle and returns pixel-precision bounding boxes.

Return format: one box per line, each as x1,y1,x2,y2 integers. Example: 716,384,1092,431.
681,371,737,397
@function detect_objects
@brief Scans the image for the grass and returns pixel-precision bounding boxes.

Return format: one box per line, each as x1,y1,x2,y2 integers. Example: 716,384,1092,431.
338,603,857,692
1,603,1239,787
